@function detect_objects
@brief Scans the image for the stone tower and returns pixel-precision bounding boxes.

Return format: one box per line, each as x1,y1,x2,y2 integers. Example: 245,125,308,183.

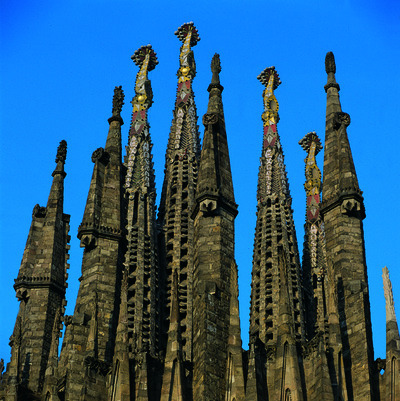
2,141,70,401
192,53,245,401
1,25,398,401
246,66,304,401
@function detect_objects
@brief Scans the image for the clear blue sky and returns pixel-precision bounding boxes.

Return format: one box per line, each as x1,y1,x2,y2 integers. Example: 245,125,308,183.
1,0,399,365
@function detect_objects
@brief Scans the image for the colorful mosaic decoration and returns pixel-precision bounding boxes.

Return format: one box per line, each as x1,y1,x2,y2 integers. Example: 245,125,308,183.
257,67,289,199
126,45,157,191
299,132,322,223
173,23,200,154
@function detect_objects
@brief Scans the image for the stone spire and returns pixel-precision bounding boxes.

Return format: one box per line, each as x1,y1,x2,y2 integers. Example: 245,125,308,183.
321,52,364,216
116,45,160,401
299,132,340,401
157,22,201,373
299,131,324,337
58,87,126,401
249,66,303,345
320,52,376,400
5,141,70,399
195,53,236,212
192,54,244,401
247,66,304,400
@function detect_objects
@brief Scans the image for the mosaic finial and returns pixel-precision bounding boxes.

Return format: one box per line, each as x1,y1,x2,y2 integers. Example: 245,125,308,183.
175,22,200,82
174,22,200,46
112,86,124,117
300,132,322,222
211,53,221,84
55,140,67,164
131,45,158,112
258,67,281,126
325,52,336,74
257,66,281,90
131,45,158,72
299,131,322,156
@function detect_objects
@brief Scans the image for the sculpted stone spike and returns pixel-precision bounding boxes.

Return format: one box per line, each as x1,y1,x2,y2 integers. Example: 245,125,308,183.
325,51,336,74
383,266,396,322
111,86,124,117
211,53,221,84
55,140,67,164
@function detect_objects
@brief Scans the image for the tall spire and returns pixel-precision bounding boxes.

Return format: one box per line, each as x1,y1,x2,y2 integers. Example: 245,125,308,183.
320,52,376,400
249,66,303,345
247,66,304,400
321,52,364,217
157,22,201,372
192,53,244,401
121,45,160,401
5,141,70,399
299,131,325,337
195,53,235,212
58,86,126,400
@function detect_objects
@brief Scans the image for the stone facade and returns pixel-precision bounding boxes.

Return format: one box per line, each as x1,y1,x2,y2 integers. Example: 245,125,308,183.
1,25,399,401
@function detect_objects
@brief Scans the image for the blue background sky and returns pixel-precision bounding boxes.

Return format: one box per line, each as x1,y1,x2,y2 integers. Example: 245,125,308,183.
1,0,399,366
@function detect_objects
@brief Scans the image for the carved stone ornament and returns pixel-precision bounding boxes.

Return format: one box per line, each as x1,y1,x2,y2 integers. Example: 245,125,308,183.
202,113,218,126
112,86,124,117
325,51,336,74
56,140,67,163
340,198,361,216
84,356,111,376
32,203,47,218
333,112,350,129
91,147,110,164
211,53,221,84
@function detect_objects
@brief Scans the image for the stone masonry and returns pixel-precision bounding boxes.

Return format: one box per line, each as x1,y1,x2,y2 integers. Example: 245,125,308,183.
0,25,399,401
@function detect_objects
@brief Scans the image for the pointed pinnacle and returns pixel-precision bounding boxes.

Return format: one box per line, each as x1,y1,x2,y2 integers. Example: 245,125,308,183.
325,51,336,74
55,140,67,164
111,86,124,117
324,51,340,92
211,53,221,84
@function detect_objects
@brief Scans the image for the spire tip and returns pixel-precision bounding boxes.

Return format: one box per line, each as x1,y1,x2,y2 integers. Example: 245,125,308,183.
175,22,200,46
325,52,336,74
131,45,158,71
55,140,67,164
257,66,281,89
112,86,124,117
211,53,221,84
